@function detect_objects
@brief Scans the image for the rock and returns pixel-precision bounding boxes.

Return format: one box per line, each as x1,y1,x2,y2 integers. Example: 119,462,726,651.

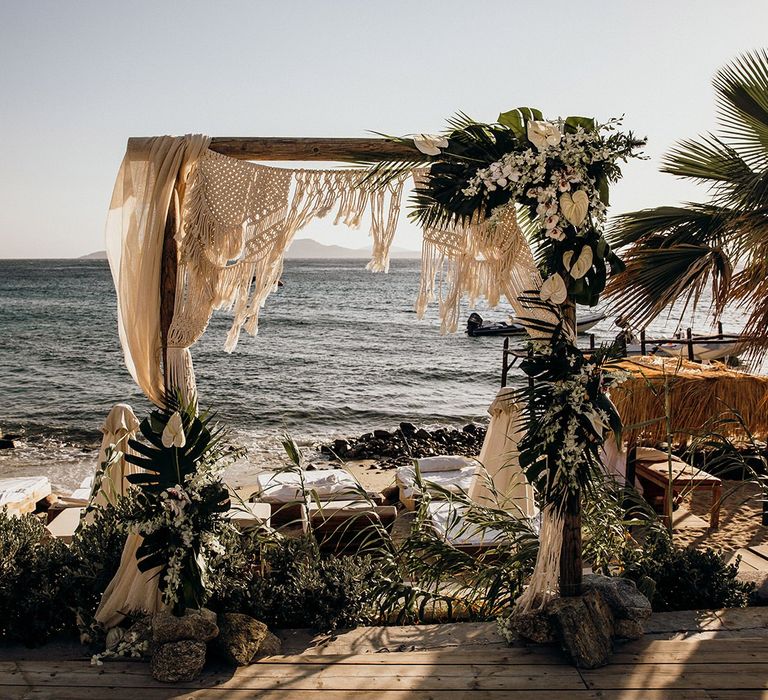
549,590,613,669
373,429,391,440
463,423,478,434
614,618,644,640
151,639,207,682
214,613,270,666
332,439,351,456
0,439,18,450
254,631,282,658
360,432,373,442
399,422,417,436
152,608,219,645
415,428,431,441
583,574,652,622
505,607,556,644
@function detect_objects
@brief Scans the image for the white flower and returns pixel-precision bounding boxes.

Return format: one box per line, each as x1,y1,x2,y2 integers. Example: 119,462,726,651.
527,120,562,151
563,245,594,279
559,189,590,228
162,412,186,448
412,133,449,156
539,273,567,305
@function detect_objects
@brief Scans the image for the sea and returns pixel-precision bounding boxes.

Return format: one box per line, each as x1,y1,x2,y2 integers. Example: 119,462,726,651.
0,258,751,493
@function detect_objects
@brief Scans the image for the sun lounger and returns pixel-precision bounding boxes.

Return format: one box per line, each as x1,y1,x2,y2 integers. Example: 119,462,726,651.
0,476,52,517
303,497,398,553
46,506,84,543
426,500,506,554
224,501,272,530
248,468,374,525
396,456,479,510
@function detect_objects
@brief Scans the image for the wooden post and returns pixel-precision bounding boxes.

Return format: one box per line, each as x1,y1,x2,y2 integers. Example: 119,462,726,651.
589,333,595,350
560,300,582,597
159,189,178,401
717,321,724,338
686,328,694,362
501,337,510,388
640,329,646,356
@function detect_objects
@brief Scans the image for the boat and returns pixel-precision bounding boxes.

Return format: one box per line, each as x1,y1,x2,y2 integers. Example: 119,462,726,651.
656,338,745,361
466,311,607,337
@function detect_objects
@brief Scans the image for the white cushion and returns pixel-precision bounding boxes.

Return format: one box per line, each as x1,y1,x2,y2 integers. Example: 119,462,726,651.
427,501,505,547
254,469,360,502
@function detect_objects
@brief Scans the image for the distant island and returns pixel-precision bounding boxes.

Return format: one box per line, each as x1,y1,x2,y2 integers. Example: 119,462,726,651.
80,238,421,261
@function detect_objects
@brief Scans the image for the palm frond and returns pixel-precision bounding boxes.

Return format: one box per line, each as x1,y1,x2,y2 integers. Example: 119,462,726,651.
714,48,768,169
606,241,732,328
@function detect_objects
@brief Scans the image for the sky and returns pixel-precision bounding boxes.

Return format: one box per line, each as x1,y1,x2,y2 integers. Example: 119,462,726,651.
1,0,767,258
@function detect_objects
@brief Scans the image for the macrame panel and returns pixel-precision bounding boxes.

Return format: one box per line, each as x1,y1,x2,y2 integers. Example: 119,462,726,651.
167,150,409,401
414,173,557,335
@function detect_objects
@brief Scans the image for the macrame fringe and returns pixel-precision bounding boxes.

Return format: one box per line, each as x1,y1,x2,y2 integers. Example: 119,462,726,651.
165,346,197,408
515,503,563,612
161,150,409,398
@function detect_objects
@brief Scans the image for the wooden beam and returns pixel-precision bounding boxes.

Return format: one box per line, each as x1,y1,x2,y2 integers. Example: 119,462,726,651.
127,137,421,162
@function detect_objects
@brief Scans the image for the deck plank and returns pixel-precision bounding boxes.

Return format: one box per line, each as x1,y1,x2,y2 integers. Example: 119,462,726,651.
2,637,768,697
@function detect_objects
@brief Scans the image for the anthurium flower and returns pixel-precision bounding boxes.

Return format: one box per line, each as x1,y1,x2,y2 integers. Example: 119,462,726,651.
539,273,567,305
563,245,594,279
162,412,186,448
412,134,449,156
527,121,561,150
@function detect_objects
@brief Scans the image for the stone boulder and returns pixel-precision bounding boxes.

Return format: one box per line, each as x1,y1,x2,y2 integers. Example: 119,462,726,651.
583,574,652,623
503,606,556,644
549,589,614,669
255,631,282,659
152,608,219,645
151,639,207,683
214,613,281,666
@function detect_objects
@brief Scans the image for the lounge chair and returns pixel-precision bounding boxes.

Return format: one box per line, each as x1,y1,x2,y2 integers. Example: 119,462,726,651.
396,455,479,510
0,475,51,517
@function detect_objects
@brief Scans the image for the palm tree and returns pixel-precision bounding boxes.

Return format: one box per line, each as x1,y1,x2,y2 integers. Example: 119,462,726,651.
606,49,768,353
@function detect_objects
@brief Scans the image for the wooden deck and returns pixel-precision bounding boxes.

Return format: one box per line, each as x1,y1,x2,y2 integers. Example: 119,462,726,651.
2,637,767,698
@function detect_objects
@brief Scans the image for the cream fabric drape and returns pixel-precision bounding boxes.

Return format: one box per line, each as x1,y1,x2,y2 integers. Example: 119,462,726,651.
94,534,165,628
105,135,210,406
470,387,537,517
89,403,140,513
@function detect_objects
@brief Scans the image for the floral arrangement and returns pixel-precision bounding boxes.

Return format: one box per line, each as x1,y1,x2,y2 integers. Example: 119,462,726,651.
517,326,628,506
124,401,241,613
371,108,644,307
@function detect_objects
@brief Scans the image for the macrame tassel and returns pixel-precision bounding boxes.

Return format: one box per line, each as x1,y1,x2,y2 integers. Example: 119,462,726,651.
515,503,563,612
166,346,197,408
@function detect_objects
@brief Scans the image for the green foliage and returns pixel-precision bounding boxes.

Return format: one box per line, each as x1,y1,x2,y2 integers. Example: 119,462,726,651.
607,49,768,353
123,400,240,613
0,501,132,646
0,510,71,645
622,531,754,612
65,499,132,627
208,531,381,631
517,326,625,510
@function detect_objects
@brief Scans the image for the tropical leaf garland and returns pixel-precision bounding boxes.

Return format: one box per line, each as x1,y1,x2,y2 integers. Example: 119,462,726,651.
364,108,644,307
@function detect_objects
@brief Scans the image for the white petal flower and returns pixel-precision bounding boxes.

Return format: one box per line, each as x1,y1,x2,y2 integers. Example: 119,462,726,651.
527,120,562,151
563,245,594,279
559,189,590,227
161,412,186,449
412,133,449,156
539,273,567,304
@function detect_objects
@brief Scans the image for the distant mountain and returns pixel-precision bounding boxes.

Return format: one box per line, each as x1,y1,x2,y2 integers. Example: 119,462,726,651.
80,239,421,261
285,238,420,259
